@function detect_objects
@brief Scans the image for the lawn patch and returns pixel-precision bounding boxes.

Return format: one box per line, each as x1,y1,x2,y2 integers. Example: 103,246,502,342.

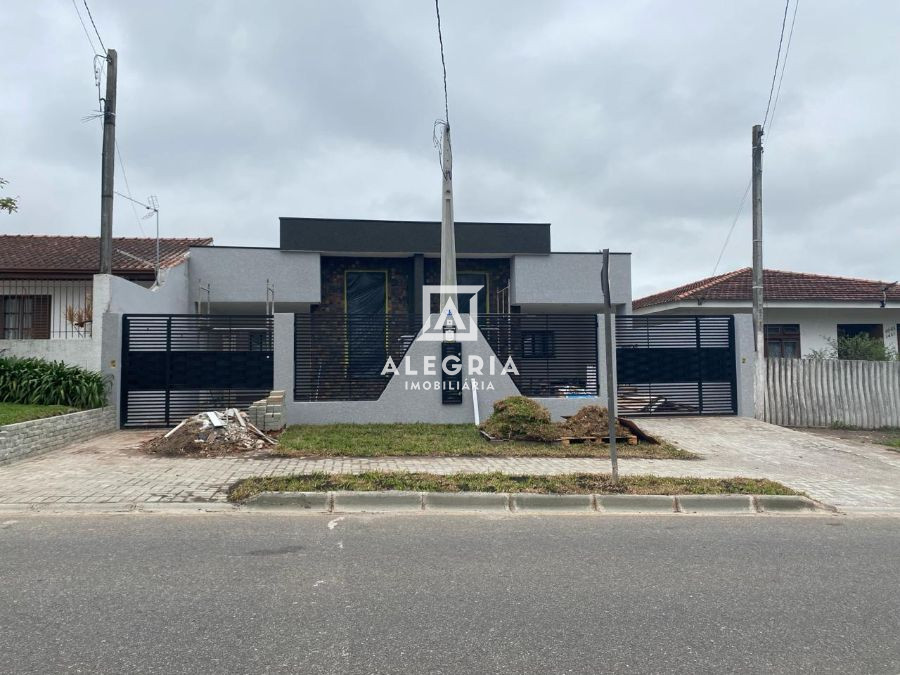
275,423,695,459
0,402,76,426
228,471,797,502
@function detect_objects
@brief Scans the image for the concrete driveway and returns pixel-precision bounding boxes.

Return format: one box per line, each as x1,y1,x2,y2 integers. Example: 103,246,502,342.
633,416,900,515
0,418,898,514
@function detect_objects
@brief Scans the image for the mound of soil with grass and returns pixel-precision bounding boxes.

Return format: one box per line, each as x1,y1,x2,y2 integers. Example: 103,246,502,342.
480,396,558,442
558,405,630,439
481,398,632,443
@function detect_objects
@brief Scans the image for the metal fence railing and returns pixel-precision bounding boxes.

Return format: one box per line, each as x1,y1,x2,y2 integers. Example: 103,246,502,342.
292,313,600,402
0,280,94,339
478,314,599,398
294,313,422,402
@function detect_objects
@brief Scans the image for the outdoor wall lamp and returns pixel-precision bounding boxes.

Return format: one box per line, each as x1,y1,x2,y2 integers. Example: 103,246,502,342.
443,310,457,342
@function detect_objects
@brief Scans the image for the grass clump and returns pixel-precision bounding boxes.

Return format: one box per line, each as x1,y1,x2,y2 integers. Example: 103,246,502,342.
228,471,798,502
0,356,107,409
480,396,557,441
0,402,75,426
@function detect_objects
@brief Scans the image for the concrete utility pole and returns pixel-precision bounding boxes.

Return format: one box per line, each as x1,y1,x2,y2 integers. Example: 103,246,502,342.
99,48,117,275
751,124,765,419
438,123,457,314
601,249,619,483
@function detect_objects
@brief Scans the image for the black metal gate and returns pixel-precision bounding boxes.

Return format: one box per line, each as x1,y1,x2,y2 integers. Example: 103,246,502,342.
616,315,737,416
121,315,274,427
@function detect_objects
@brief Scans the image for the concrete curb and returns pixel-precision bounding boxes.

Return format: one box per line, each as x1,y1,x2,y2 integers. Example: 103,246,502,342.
424,492,510,512
239,491,829,515
331,490,423,513
511,493,594,513
0,494,832,516
677,495,755,514
598,495,676,513
755,495,824,514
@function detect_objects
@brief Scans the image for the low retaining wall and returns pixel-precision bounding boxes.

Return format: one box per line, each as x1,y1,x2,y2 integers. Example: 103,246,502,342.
764,357,900,429
0,407,117,464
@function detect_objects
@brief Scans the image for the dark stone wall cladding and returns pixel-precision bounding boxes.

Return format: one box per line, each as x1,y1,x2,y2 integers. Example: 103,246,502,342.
424,258,510,314
315,256,511,315
316,256,413,314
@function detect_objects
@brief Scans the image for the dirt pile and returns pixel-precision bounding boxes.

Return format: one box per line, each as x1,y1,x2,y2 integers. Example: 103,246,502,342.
481,397,632,443
480,396,559,442
141,409,277,457
558,405,630,439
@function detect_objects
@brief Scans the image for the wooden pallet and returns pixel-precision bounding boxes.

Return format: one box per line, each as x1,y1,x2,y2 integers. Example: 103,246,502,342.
558,435,638,446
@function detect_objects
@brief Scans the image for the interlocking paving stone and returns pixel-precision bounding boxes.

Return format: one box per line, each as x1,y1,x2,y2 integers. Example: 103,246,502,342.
0,418,898,513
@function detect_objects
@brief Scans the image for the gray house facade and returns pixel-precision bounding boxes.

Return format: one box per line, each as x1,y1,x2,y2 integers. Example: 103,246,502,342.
154,217,632,426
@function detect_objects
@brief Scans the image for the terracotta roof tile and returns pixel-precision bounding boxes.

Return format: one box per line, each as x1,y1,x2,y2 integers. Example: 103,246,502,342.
634,268,900,309
0,235,212,275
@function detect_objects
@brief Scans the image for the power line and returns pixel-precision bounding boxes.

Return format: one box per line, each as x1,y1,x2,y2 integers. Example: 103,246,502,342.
712,0,799,276
82,0,107,54
434,0,450,126
70,0,100,56
711,180,751,277
766,0,800,139
761,0,791,132
115,140,147,237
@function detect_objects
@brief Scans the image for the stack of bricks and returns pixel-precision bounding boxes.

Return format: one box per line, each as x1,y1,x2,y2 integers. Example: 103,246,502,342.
246,390,285,432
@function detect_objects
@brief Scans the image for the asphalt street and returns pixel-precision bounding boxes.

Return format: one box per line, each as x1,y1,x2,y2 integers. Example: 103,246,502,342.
0,513,898,674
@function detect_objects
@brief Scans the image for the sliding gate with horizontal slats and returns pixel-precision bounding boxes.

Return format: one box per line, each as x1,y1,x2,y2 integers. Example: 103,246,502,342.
121,314,274,427
615,315,737,416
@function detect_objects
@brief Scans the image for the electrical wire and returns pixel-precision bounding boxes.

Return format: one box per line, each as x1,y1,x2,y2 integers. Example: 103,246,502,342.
115,140,147,237
765,0,800,139
711,180,751,277
82,0,107,55
434,0,450,127
761,0,791,133
70,0,100,56
711,0,799,276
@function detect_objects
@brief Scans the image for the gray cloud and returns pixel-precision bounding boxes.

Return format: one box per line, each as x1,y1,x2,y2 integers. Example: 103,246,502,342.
2,0,898,298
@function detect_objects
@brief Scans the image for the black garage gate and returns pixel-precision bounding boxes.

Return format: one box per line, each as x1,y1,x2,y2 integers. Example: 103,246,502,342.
120,314,274,427
615,315,737,416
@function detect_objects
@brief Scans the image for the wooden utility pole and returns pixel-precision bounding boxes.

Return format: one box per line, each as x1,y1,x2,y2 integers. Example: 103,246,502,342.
751,124,765,419
99,48,117,275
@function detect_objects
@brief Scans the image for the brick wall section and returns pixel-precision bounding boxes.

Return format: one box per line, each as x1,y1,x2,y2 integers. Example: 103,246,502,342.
0,407,117,464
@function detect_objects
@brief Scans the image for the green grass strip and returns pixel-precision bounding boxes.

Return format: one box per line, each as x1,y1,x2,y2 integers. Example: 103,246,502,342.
228,471,798,502
0,402,76,426
276,423,696,459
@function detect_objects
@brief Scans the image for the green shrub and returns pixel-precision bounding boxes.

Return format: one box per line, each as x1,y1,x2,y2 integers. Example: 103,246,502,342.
480,395,557,441
807,334,898,361
0,357,108,409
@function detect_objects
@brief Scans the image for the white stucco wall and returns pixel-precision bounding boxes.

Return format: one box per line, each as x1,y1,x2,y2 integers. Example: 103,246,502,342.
763,308,900,356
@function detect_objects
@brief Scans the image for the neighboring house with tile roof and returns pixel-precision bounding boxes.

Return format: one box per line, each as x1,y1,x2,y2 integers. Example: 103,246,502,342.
0,235,211,341
634,268,900,357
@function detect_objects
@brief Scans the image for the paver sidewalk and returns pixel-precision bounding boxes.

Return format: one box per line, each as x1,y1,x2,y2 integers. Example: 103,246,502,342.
0,418,898,513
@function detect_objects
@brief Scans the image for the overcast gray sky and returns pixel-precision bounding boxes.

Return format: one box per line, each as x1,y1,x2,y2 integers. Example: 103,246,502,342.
1,1,898,298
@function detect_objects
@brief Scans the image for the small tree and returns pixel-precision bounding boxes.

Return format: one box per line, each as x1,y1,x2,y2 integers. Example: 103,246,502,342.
0,178,18,214
806,334,898,361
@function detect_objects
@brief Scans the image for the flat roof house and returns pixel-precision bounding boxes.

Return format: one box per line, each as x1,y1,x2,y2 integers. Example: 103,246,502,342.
634,268,900,358
114,217,634,426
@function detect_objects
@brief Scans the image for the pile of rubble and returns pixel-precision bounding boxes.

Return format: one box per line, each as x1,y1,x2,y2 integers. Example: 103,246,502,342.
141,408,278,457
